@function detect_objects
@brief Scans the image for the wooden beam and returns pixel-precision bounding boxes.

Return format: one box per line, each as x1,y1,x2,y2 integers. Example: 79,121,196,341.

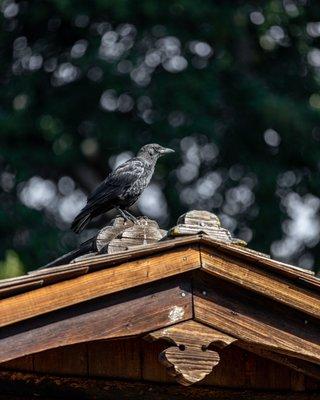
0,371,319,400
0,247,200,328
237,342,320,381
193,272,320,365
1,234,319,299
200,247,320,319
0,277,192,363
200,237,316,280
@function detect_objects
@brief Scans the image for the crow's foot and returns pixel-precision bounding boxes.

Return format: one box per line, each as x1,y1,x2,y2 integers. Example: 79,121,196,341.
123,209,140,224
117,208,139,224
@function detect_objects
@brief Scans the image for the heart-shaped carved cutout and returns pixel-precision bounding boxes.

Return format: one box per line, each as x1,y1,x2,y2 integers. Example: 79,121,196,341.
159,345,220,386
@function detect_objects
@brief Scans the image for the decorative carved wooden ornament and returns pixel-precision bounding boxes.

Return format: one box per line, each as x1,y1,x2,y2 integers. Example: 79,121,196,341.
168,210,246,246
72,217,167,262
105,217,166,254
144,320,237,386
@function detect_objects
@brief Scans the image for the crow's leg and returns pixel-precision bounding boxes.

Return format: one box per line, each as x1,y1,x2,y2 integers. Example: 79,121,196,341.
123,209,139,224
117,207,131,222
116,207,139,224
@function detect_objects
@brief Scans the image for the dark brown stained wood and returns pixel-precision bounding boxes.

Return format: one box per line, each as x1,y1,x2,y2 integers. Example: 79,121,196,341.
33,344,87,376
193,272,320,365
1,371,320,400
200,248,320,319
1,338,320,391
306,376,320,390
0,247,199,328
0,281,43,299
203,344,248,388
238,342,320,381
1,356,33,373
299,274,320,291
88,338,141,379
203,344,294,390
145,320,237,385
142,339,175,382
0,277,192,363
291,371,306,392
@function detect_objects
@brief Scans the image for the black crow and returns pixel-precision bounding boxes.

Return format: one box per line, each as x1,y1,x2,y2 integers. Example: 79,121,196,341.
71,143,174,233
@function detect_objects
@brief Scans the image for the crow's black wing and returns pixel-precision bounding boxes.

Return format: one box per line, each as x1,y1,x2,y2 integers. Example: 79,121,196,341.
83,157,145,213
71,157,145,232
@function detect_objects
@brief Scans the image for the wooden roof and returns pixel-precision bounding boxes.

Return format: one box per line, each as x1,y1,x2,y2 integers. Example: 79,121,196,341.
0,234,318,299
1,211,320,386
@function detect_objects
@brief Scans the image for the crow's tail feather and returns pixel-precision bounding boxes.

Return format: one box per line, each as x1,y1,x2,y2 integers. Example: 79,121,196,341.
71,212,91,233
38,237,96,269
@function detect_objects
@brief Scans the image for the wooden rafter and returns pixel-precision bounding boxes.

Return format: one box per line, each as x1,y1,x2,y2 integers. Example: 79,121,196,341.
0,247,200,329
200,247,320,319
0,277,193,363
193,272,320,365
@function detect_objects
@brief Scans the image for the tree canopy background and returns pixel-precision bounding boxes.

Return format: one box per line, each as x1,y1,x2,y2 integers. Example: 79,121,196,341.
1,0,320,276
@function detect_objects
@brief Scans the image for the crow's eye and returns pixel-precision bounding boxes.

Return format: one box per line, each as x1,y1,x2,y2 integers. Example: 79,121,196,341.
149,148,155,156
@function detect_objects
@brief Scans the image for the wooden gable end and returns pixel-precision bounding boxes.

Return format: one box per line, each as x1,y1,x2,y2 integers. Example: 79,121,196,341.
2,338,319,394
0,234,320,395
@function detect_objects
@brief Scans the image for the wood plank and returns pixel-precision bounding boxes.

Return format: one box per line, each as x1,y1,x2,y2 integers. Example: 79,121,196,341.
200,248,320,319
0,277,192,363
201,237,315,277
33,343,87,376
193,272,320,365
142,339,174,383
0,371,319,400
238,342,320,381
291,371,306,392
1,234,318,300
1,339,308,391
0,247,199,328
305,377,320,390
0,356,33,373
203,344,247,388
88,338,141,379
0,281,43,299
28,236,202,277
203,345,293,390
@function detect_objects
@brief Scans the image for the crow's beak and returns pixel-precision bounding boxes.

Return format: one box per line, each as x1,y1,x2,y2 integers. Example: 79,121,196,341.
160,147,175,155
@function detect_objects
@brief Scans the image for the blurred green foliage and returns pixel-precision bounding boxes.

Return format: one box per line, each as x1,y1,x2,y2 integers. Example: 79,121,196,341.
1,0,320,277
0,250,24,279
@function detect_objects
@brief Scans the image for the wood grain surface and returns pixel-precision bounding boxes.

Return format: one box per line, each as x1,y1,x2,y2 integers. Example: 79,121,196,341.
194,272,320,365
145,320,236,385
200,249,320,318
0,277,192,363
1,337,319,391
0,247,199,328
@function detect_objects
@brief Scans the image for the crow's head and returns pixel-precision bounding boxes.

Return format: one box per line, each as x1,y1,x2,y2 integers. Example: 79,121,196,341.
137,143,175,162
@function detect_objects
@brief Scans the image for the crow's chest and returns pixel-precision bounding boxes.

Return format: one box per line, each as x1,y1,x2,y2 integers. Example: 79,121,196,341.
119,167,153,205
